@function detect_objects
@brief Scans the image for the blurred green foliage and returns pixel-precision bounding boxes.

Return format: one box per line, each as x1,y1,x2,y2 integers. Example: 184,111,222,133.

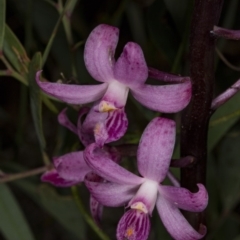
0,0,240,239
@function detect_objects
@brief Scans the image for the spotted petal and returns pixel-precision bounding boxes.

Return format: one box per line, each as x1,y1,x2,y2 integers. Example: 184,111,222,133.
90,195,103,225
114,42,148,87
41,169,79,187
131,80,192,112
58,108,77,134
84,143,144,185
54,151,90,182
85,173,136,207
77,107,95,146
137,117,176,182
36,71,108,104
80,103,108,146
156,196,207,240
159,184,208,212
84,24,119,83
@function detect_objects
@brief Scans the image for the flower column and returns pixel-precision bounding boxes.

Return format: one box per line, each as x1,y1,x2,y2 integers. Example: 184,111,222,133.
180,0,224,232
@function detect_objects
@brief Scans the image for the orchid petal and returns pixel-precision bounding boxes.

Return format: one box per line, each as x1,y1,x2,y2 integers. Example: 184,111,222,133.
84,24,119,82
114,42,148,87
77,107,95,146
41,169,79,187
116,209,150,240
156,196,206,240
159,184,208,212
54,151,90,182
36,71,108,104
137,117,175,182
58,108,77,134
80,103,108,146
90,195,103,225
85,174,136,207
104,145,121,164
131,81,192,112
79,105,128,147
100,81,129,108
128,179,158,214
94,108,128,146
84,143,144,185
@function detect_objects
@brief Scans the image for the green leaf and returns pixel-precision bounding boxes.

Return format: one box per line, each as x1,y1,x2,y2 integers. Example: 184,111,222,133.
0,0,6,51
0,184,35,240
38,185,86,240
33,0,72,74
13,179,86,240
217,127,240,210
42,96,59,114
29,52,58,114
41,0,72,67
58,0,78,44
3,25,29,73
28,52,46,152
208,92,240,151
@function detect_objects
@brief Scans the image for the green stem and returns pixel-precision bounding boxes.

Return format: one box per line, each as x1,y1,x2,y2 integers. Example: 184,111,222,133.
71,40,84,51
41,0,71,67
0,55,28,84
0,166,48,183
11,71,28,85
1,55,14,71
0,70,28,85
41,95,59,114
58,0,78,77
209,109,240,127
58,0,76,45
71,186,111,240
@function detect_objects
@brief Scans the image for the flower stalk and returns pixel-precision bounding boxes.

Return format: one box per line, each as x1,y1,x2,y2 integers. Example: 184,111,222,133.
180,0,224,232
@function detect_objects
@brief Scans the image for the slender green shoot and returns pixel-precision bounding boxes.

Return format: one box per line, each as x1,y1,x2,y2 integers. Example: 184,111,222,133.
71,186,111,240
41,0,72,67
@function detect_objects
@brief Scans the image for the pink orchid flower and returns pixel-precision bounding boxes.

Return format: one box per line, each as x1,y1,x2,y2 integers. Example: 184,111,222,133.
84,117,208,240
36,24,192,146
